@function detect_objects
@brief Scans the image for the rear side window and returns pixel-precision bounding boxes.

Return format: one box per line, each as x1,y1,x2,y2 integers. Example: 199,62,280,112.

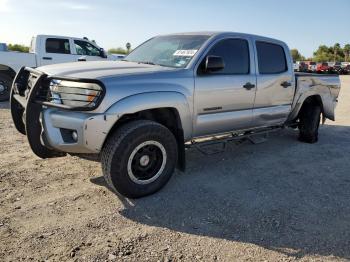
205,39,250,74
45,38,71,54
256,42,287,74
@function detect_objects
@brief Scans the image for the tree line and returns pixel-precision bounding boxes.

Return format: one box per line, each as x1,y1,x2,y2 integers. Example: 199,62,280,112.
6,44,30,52
291,43,350,62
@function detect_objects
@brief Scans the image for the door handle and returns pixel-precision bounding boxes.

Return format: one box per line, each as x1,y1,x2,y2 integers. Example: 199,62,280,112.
281,81,292,88
42,57,52,60
243,82,255,90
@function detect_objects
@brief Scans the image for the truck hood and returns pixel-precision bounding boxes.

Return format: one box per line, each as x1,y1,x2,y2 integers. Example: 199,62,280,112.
37,61,175,79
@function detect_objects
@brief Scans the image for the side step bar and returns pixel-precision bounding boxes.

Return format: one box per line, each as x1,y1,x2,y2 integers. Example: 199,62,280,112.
186,126,283,155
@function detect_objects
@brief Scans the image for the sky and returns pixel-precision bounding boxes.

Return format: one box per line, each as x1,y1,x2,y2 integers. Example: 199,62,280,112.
0,0,349,57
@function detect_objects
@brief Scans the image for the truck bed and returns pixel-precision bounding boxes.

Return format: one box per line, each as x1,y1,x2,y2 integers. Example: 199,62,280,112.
289,72,341,122
0,51,37,72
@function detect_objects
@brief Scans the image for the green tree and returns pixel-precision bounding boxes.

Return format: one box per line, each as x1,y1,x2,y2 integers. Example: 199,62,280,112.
7,44,29,53
313,43,348,62
126,42,131,54
290,49,305,62
313,45,332,62
333,43,342,62
343,44,350,62
108,47,127,55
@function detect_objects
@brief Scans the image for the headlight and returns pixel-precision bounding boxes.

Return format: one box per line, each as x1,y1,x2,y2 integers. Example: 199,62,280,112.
49,79,103,109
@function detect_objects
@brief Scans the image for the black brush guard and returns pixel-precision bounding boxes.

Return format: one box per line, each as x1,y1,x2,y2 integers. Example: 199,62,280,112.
10,67,66,158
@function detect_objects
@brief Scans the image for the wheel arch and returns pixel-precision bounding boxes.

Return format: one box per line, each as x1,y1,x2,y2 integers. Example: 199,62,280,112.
289,93,334,123
0,64,17,79
299,95,324,114
102,92,192,171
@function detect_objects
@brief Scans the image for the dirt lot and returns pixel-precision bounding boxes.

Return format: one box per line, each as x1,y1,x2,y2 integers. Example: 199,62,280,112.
1,76,350,262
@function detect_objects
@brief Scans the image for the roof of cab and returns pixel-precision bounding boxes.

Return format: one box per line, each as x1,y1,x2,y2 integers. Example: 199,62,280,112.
159,31,286,45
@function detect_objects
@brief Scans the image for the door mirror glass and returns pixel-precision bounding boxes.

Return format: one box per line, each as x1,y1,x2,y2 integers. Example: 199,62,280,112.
205,55,225,72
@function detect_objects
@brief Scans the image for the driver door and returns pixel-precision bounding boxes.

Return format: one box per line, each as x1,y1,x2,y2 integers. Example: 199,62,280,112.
193,37,257,137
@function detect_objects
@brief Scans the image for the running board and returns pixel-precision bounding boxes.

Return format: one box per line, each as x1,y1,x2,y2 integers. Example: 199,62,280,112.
186,126,282,155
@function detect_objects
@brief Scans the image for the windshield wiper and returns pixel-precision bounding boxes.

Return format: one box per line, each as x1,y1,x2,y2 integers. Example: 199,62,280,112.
122,60,157,66
138,61,156,65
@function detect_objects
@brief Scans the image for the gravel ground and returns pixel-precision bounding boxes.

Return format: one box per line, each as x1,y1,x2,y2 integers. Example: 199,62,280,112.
0,76,350,262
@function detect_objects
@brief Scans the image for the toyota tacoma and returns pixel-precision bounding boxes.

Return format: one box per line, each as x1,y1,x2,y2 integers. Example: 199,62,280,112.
10,32,341,198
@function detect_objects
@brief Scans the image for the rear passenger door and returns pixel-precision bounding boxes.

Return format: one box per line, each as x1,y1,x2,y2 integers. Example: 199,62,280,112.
40,37,75,66
253,41,294,127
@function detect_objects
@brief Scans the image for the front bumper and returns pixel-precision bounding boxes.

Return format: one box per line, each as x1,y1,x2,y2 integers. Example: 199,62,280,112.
10,67,117,158
42,108,118,154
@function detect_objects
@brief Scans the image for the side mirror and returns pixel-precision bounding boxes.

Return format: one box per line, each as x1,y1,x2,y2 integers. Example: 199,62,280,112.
205,55,224,72
100,48,108,58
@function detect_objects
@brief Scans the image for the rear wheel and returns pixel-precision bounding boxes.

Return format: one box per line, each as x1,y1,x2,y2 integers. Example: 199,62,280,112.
298,102,321,143
0,73,12,102
101,120,178,198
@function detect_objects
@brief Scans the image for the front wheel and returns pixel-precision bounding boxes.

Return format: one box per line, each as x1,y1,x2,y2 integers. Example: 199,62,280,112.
101,120,178,198
298,102,321,143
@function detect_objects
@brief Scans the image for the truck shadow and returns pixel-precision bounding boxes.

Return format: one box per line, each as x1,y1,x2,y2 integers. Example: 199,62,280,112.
95,125,350,259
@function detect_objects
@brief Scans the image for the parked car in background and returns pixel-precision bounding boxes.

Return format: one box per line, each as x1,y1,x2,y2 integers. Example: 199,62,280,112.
0,35,116,101
10,32,341,198
293,62,299,71
327,62,336,73
306,61,317,72
343,64,350,75
333,62,345,74
317,62,330,73
298,61,308,72
0,43,7,52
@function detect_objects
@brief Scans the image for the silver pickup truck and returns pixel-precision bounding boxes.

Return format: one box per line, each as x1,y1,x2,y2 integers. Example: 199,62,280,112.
10,32,341,198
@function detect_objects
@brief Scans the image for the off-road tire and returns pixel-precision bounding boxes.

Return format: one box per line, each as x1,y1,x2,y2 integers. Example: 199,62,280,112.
298,102,321,143
101,120,178,198
0,73,12,102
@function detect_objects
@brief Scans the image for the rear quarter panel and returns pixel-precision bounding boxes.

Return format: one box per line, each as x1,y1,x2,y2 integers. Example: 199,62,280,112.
289,74,341,121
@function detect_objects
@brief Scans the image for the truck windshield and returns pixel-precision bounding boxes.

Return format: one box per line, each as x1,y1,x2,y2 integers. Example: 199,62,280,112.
124,35,210,68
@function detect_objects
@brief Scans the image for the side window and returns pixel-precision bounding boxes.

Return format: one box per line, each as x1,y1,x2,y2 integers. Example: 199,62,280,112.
74,40,100,56
203,39,250,75
45,38,71,54
256,42,287,74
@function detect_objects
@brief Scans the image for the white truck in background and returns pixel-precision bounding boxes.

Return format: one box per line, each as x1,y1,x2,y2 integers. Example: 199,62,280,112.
0,35,115,101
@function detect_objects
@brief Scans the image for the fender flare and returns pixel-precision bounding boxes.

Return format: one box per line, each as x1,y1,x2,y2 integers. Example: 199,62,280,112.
105,91,193,140
288,84,337,122
0,64,17,79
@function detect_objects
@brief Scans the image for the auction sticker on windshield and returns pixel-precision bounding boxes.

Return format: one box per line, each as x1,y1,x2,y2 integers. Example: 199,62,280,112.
173,50,198,56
